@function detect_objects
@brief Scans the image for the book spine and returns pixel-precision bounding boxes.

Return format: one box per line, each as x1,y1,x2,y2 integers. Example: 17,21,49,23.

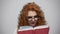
32,30,36,34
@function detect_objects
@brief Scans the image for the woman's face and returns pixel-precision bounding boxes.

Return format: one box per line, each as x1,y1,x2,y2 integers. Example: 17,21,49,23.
27,11,39,27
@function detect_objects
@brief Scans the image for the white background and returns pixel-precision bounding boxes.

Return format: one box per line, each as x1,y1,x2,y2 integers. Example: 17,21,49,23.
0,0,60,34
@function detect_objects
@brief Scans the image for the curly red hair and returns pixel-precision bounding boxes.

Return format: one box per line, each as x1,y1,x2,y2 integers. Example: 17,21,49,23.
18,2,46,29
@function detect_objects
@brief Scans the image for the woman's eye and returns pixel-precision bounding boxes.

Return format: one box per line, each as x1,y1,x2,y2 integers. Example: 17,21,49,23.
28,16,32,18
34,16,39,18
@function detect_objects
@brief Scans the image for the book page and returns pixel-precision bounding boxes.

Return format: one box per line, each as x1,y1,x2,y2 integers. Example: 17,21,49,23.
18,26,33,31
34,25,49,29
18,25,49,31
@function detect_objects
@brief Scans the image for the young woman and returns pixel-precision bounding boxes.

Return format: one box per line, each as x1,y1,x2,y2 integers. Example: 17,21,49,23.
15,2,48,34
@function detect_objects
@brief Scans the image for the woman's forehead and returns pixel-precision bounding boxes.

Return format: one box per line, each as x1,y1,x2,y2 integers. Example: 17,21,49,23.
28,11,37,16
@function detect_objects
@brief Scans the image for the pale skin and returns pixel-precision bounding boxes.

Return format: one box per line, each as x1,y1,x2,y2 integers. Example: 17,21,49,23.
27,11,39,27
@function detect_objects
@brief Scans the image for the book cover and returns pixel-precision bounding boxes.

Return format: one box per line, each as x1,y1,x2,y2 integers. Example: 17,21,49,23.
18,25,49,34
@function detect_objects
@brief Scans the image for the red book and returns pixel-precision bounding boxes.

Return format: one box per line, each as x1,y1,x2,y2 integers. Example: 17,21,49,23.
18,25,49,34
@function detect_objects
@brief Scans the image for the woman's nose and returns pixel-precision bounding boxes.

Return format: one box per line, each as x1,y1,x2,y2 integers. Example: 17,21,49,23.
32,17,35,21
32,19,35,21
